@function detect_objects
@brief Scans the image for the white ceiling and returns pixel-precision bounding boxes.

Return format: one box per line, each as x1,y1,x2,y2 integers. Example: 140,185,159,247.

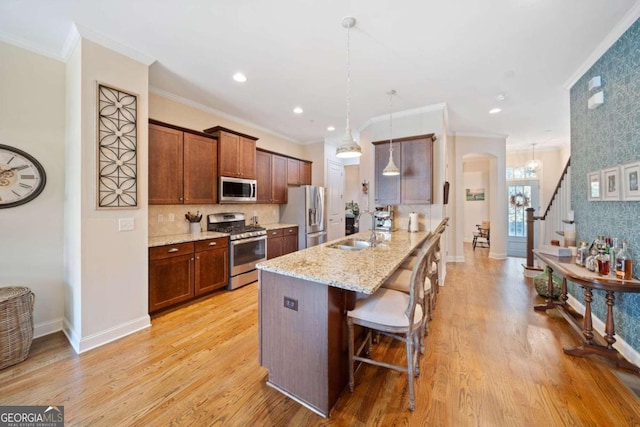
1,0,639,151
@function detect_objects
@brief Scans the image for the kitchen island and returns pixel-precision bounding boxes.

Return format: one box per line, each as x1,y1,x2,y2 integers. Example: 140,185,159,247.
256,230,430,417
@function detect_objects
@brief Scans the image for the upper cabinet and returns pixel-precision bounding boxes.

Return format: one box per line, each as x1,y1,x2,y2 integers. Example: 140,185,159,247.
256,150,288,204
287,158,312,186
373,134,434,205
149,121,217,205
203,126,258,179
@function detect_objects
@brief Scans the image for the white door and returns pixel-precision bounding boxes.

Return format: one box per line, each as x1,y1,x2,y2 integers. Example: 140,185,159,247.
327,160,345,242
507,180,539,257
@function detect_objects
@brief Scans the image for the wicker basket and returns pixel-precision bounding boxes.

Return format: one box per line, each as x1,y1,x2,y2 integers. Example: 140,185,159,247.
0,286,35,370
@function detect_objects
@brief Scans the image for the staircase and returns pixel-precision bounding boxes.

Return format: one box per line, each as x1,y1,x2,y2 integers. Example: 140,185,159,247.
525,158,572,270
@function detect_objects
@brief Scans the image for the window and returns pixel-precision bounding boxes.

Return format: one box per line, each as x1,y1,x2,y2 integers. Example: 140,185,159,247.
506,166,537,180
508,184,532,237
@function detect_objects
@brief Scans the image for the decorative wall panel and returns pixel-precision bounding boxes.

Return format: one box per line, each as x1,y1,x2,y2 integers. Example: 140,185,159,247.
569,18,640,350
97,83,138,208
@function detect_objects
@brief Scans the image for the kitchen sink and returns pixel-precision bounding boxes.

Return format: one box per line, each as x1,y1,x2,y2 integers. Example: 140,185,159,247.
329,239,372,251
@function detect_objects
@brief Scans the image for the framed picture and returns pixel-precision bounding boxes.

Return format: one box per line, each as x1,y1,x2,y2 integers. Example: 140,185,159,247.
621,161,640,201
465,188,485,201
602,166,620,201
587,171,601,201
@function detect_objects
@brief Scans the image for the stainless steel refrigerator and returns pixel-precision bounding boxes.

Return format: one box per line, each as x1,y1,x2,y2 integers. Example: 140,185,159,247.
279,185,327,249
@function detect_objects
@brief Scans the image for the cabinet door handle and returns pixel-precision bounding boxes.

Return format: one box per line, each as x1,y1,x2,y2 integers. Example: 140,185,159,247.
208,242,217,246
168,248,179,253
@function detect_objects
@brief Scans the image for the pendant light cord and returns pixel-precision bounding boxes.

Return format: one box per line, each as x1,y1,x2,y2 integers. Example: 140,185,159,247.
346,23,351,131
389,91,394,153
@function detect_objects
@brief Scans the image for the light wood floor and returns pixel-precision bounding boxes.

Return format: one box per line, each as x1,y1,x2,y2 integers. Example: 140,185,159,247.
2,244,640,426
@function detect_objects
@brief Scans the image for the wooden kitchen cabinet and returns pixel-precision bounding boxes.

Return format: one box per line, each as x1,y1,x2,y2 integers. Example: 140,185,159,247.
195,237,229,295
203,126,258,179
149,242,195,313
266,226,298,260
374,142,401,205
287,158,312,185
257,149,288,204
149,237,229,314
373,134,434,205
283,227,299,254
149,120,217,205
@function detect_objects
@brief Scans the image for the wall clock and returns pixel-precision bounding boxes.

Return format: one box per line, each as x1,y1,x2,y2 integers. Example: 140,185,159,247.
0,144,47,208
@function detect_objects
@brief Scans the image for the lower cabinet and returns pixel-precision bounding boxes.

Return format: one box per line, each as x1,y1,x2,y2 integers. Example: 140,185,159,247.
149,237,229,314
267,227,299,260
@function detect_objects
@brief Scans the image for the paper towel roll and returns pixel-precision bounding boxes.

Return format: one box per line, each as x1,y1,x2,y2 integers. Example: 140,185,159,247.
409,212,419,232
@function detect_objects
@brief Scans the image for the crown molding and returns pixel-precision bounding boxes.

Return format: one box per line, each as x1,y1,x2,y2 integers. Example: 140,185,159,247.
0,31,66,62
74,23,155,66
60,23,81,62
564,1,640,89
453,131,509,139
149,86,301,144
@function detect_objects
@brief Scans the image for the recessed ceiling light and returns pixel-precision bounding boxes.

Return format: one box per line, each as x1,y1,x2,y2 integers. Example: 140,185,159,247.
489,108,502,114
327,126,335,131
293,107,303,114
233,72,247,83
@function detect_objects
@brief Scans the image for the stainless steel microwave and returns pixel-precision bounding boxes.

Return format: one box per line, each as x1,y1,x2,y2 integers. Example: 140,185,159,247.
219,176,257,203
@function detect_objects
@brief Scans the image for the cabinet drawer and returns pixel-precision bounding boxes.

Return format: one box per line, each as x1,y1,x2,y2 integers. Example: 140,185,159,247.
284,227,298,236
149,242,195,261
268,229,284,238
195,237,229,252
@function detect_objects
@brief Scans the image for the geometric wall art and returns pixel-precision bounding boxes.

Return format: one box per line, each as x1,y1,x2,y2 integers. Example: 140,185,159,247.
96,83,138,208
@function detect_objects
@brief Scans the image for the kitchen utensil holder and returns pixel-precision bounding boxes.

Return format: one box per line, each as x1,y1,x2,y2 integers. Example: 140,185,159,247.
189,222,201,234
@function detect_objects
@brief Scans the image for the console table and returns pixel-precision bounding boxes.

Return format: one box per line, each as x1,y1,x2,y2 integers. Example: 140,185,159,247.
533,250,640,372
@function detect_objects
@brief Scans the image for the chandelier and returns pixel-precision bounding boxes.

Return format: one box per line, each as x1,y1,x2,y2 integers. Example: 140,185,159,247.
526,143,540,172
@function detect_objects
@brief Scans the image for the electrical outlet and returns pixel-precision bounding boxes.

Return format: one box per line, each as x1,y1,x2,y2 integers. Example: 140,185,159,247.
284,296,298,311
118,218,134,231
157,214,163,223
168,213,175,222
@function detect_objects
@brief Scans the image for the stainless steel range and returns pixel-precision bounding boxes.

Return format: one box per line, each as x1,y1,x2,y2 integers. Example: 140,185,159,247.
207,212,267,290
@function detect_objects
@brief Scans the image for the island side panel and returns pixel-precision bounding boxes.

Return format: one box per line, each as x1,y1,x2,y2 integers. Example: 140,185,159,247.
260,270,348,415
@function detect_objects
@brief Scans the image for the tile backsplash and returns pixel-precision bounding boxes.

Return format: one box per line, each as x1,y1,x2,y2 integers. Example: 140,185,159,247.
149,204,279,237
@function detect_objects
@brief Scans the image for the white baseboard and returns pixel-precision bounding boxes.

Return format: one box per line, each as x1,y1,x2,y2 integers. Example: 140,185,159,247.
63,315,151,354
489,252,507,260
463,237,473,243
447,255,465,263
566,294,640,369
34,318,63,339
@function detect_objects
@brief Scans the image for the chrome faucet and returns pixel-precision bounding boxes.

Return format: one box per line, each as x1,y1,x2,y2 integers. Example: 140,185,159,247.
358,210,378,247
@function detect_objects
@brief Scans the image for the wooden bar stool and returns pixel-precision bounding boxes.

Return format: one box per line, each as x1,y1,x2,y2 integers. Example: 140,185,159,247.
347,236,437,411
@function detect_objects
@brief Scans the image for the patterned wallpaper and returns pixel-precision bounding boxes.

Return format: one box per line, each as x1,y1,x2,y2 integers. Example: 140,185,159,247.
569,18,640,350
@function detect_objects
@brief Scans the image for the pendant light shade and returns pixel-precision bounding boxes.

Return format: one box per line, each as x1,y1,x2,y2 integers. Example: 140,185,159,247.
335,17,362,159
382,89,400,176
526,143,541,172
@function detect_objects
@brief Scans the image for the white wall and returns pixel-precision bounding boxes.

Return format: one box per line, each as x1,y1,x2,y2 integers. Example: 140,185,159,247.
463,159,490,241
63,38,151,353
0,41,66,337
450,135,507,261
344,165,360,208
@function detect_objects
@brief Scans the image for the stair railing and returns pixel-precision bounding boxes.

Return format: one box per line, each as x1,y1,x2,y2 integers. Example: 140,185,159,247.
526,157,571,269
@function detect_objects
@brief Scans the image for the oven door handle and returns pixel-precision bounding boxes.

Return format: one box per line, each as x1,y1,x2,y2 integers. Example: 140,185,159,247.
231,235,267,245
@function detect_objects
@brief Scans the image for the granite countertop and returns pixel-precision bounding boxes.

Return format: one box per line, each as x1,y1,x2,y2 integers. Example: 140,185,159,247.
257,230,430,294
261,223,298,230
149,231,229,247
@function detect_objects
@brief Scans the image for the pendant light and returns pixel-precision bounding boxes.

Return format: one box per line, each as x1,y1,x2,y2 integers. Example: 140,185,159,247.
335,17,362,159
382,89,400,176
526,143,541,172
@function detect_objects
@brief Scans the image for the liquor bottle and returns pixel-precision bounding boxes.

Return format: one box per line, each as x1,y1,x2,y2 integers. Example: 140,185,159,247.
616,241,633,280
596,248,610,276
